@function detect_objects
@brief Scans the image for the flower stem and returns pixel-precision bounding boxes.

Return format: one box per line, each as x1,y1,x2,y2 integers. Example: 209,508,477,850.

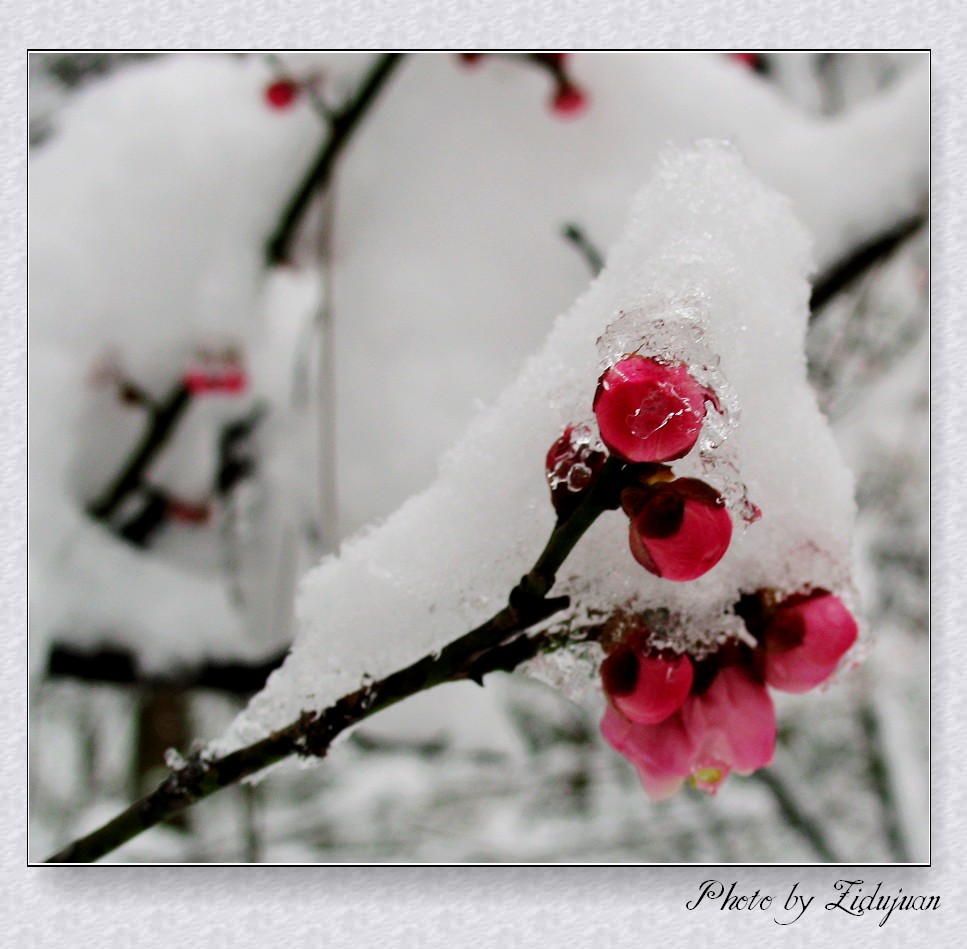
86,382,192,523
265,54,405,266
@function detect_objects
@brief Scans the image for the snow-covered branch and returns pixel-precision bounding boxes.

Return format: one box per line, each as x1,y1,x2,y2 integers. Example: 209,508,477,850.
46,457,627,862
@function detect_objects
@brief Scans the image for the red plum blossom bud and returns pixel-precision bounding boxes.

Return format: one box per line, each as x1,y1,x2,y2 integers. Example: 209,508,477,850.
601,643,694,725
183,357,248,396
622,478,732,581
265,79,300,110
593,356,709,463
729,52,761,69
545,423,607,518
167,498,213,525
762,591,858,693
551,82,589,119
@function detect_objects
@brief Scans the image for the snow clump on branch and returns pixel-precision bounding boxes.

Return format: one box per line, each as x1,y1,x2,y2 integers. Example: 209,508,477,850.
218,142,860,773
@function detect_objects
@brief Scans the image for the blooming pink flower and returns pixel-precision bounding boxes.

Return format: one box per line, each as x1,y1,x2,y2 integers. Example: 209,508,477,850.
762,591,858,693
545,423,607,518
600,642,693,725
622,478,732,581
592,356,709,463
601,664,776,800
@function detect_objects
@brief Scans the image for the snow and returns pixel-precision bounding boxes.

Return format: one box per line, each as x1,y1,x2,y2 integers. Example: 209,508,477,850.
27,54,928,865
220,140,858,752
29,52,927,681
29,55,323,672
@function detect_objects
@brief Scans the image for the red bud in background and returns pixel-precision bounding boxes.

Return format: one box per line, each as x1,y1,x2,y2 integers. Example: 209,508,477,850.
265,79,300,110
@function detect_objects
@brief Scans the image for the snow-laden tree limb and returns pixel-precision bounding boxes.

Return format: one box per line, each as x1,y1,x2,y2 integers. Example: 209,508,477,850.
46,458,627,862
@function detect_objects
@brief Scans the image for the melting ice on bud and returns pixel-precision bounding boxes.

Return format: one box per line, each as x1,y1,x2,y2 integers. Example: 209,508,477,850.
593,356,709,463
545,422,607,518
621,477,733,581
761,590,859,694
601,639,694,724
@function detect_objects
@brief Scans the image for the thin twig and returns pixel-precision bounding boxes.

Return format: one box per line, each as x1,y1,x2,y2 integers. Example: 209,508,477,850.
46,458,626,863
562,212,927,322
751,766,842,862
809,213,927,317
86,382,192,523
263,53,333,123
265,54,405,266
562,222,604,277
857,699,913,862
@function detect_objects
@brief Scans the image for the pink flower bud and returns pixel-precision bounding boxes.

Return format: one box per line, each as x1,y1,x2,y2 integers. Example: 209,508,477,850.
762,591,858,693
601,644,694,724
217,367,248,394
183,367,212,394
593,356,709,463
623,478,732,581
551,82,589,119
265,79,300,110
167,498,213,525
729,52,761,69
545,423,607,518
183,363,248,396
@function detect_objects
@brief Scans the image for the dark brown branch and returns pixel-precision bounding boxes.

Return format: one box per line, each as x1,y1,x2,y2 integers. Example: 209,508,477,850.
265,54,405,266
86,382,192,523
46,643,288,696
562,222,604,277
46,458,626,863
809,213,927,316
751,766,841,862
857,699,913,862
562,212,927,324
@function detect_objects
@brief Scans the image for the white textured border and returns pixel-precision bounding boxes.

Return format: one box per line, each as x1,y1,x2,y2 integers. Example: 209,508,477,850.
11,15,958,949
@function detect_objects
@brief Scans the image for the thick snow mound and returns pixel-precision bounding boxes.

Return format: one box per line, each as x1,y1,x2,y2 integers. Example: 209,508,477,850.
219,141,857,752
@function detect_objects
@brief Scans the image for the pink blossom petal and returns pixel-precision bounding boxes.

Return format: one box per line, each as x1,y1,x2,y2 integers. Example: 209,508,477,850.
764,593,858,693
593,356,708,463
635,767,686,801
683,665,776,773
602,703,699,779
